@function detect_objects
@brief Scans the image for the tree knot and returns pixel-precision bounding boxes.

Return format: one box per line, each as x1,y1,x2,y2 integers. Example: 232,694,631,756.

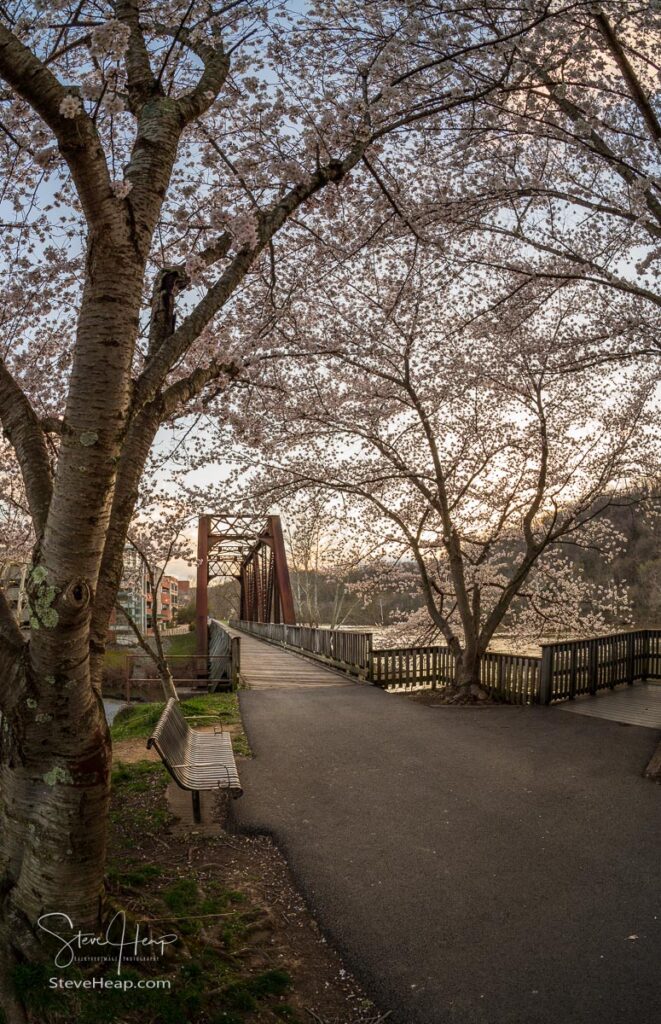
60,579,92,616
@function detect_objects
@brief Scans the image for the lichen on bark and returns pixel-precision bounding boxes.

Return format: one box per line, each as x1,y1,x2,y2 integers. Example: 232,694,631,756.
27,565,59,629
42,766,74,786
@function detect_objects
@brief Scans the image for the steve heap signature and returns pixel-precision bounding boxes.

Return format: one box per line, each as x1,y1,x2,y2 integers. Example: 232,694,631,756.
37,911,178,975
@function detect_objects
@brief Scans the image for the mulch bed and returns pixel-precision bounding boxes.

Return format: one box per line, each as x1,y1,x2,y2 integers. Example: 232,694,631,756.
101,758,388,1024
396,688,503,706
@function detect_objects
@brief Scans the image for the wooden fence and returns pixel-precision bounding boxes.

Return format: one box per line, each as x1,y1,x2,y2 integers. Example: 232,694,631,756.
370,646,454,690
649,628,661,679
232,621,660,705
121,620,240,699
374,629,660,704
123,653,230,700
370,646,541,704
540,629,659,703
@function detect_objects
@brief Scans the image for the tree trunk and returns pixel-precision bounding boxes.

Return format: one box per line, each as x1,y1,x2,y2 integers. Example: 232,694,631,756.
0,238,147,1006
0,38,219,1017
0,647,111,992
160,667,178,702
451,647,488,700
0,698,110,926
150,611,179,702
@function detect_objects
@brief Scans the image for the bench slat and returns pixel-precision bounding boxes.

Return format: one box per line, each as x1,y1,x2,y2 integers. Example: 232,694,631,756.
147,698,243,798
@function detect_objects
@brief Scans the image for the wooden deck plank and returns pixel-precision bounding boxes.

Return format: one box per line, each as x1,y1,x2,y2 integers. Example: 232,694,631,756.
556,683,661,729
225,627,356,690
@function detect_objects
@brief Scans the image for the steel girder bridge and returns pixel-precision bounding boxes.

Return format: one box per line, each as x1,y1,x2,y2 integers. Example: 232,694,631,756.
195,513,295,658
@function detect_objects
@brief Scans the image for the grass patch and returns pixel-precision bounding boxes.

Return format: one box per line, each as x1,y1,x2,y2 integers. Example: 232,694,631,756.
14,959,207,1024
219,970,292,1016
111,693,250,756
104,762,295,1021
111,759,165,791
164,629,196,656
180,692,242,726
162,877,199,915
107,862,163,888
110,702,165,742
160,878,248,936
12,963,62,1018
109,760,173,833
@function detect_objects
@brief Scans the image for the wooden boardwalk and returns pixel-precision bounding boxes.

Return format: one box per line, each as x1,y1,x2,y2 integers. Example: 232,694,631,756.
226,626,661,721
556,682,661,729
226,627,355,690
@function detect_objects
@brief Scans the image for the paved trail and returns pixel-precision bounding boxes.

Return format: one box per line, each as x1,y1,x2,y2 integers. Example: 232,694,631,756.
232,633,661,1024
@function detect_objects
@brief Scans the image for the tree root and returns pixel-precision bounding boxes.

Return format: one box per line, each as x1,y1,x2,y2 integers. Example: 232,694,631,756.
434,683,491,704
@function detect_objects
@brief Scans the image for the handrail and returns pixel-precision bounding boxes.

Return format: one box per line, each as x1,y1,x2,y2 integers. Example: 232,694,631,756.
229,622,661,704
229,619,372,677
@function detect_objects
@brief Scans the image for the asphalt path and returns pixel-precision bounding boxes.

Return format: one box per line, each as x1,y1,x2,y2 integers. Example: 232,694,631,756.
233,679,661,1024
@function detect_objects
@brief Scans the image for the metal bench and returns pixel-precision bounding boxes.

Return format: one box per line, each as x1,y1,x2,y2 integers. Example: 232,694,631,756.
147,698,242,822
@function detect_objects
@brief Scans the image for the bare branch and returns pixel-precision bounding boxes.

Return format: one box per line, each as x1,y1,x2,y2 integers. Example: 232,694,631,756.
0,359,52,536
115,0,160,112
592,9,661,143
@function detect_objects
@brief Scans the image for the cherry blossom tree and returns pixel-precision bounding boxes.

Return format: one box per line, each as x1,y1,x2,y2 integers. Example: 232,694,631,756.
1,1,562,996
281,496,406,627
0,442,32,566
220,250,658,692
355,2,661,367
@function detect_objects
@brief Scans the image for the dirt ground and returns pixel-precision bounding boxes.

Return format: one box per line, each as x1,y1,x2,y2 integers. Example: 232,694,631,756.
106,749,389,1024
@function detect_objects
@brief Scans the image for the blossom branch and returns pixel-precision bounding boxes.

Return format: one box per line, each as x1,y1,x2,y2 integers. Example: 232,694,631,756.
0,23,114,227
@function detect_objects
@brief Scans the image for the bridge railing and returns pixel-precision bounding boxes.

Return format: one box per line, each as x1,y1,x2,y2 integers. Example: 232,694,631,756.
230,621,661,703
374,629,661,704
208,619,240,689
122,653,231,700
229,619,372,677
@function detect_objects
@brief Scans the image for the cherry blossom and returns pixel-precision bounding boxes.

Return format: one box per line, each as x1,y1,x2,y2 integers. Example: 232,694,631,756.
0,1,657,1000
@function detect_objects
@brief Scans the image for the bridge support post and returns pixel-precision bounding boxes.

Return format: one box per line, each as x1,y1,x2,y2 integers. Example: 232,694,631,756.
642,629,650,681
231,635,241,689
626,632,635,686
268,514,296,625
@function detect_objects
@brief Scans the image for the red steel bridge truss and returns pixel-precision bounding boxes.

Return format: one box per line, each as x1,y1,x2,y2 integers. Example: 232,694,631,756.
195,513,296,657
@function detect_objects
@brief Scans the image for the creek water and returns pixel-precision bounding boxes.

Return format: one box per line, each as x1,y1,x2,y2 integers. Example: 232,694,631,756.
103,698,127,724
